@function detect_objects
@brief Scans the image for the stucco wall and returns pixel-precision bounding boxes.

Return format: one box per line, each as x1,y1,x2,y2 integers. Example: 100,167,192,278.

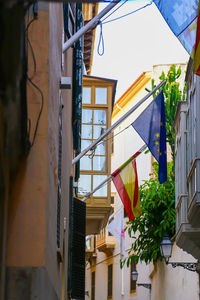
5,3,73,300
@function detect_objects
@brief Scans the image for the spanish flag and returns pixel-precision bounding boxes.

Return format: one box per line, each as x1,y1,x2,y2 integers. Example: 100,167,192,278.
111,155,141,222
194,1,200,75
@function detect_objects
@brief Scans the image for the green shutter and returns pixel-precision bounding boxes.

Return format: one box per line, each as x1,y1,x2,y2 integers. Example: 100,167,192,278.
68,177,86,300
63,3,76,38
72,4,83,153
72,4,83,181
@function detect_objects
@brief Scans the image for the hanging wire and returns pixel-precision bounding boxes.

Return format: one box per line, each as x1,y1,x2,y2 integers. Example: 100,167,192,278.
97,0,153,56
101,0,128,23
98,124,132,147
102,0,153,24
97,21,105,56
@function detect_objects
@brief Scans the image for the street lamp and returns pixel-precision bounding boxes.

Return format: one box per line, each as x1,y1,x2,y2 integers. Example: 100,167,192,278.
131,270,138,281
160,234,173,262
160,235,199,272
131,270,151,290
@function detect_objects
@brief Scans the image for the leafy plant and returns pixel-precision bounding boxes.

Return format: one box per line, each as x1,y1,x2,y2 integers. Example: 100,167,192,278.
122,65,186,266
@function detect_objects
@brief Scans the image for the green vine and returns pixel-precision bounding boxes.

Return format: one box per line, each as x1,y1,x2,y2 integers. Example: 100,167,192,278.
122,65,186,267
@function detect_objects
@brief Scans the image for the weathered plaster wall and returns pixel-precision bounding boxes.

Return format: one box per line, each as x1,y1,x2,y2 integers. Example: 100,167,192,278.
6,5,49,268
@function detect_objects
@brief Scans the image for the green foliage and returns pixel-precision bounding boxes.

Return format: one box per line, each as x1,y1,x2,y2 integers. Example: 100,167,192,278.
123,65,186,266
123,161,175,266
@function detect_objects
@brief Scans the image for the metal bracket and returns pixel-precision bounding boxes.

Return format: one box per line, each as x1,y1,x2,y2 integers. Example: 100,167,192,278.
60,77,71,89
167,261,198,272
137,283,151,290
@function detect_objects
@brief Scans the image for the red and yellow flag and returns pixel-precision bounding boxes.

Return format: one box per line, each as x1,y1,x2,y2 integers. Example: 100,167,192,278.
112,155,141,221
194,1,200,75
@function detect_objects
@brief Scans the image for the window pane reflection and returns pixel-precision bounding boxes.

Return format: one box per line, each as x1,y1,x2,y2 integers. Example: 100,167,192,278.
82,124,92,139
95,142,106,155
93,125,106,139
93,175,107,197
93,156,106,171
80,156,92,170
78,174,91,196
82,109,92,124
81,139,92,152
95,88,107,104
93,110,106,124
82,87,91,104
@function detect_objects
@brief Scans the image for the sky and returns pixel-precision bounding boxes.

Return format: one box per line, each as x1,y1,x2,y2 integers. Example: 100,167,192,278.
91,0,189,101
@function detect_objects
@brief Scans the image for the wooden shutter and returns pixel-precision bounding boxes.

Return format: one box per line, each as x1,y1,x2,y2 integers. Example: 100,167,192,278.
72,4,83,154
68,176,86,300
63,3,76,39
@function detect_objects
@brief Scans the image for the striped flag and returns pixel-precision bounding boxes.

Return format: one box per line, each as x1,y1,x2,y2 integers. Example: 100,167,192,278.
194,1,200,75
111,156,141,222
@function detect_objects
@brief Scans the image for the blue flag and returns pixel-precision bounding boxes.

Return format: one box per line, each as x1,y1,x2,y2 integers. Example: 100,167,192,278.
153,0,198,54
132,91,167,183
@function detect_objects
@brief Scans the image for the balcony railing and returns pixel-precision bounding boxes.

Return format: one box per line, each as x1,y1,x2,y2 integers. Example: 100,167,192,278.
96,228,116,256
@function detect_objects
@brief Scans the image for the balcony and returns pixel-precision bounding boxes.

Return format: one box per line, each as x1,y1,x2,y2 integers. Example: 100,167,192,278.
96,228,116,256
174,67,200,260
187,158,200,227
78,75,117,235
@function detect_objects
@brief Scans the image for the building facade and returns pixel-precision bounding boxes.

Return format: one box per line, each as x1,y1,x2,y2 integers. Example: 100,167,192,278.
0,2,99,300
85,64,200,300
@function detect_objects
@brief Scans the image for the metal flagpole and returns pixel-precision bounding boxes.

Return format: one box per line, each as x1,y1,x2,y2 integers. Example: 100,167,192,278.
63,0,121,53
72,79,166,165
81,144,147,202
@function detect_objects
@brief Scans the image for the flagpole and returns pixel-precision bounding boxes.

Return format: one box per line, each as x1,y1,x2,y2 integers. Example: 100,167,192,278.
63,0,121,53
81,144,147,202
72,79,166,165
121,208,125,296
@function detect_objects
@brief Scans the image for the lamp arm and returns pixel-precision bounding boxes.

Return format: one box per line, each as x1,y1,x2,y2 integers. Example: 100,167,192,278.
167,262,198,272
137,283,151,290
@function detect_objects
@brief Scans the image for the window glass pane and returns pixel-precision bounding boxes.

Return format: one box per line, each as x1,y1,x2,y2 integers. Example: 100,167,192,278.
86,238,91,250
82,109,92,124
80,155,92,170
93,175,107,197
93,156,106,171
95,142,106,155
95,87,107,104
82,124,92,139
81,139,92,152
82,87,91,104
93,110,106,124
78,174,91,196
93,125,106,139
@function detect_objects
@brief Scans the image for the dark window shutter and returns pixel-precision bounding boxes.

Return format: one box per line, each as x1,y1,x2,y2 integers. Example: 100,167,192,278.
107,264,113,298
63,3,76,39
91,271,95,300
72,4,83,154
72,4,83,181
68,176,86,300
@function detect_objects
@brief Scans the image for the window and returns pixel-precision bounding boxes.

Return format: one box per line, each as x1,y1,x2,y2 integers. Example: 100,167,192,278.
91,271,95,300
107,264,113,298
78,82,110,199
130,260,137,293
